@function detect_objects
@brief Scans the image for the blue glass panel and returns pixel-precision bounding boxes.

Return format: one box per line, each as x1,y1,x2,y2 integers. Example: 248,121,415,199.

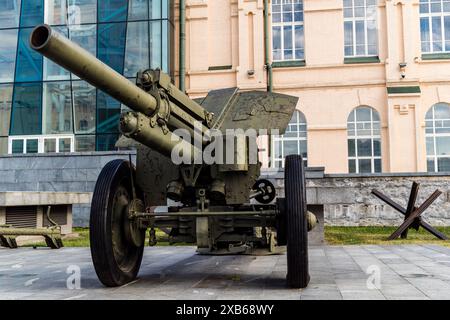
96,90,121,134
162,20,169,72
150,21,162,69
96,134,119,151
73,81,96,134
149,0,162,19
44,27,70,80
68,0,97,24
97,23,127,73
162,0,169,19
19,0,44,27
124,21,149,77
45,0,68,25
0,29,19,83
0,0,21,29
26,139,38,153
98,0,129,22
96,22,126,134
10,83,42,135
0,84,13,136
12,139,23,154
43,82,73,134
15,28,43,82
75,135,95,151
128,0,148,20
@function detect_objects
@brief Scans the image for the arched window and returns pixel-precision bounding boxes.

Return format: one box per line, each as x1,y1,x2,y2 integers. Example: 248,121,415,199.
272,110,307,168
347,106,382,173
426,103,450,172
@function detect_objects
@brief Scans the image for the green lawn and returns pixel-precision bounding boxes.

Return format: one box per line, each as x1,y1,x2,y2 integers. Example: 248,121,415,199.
24,226,450,248
325,226,450,247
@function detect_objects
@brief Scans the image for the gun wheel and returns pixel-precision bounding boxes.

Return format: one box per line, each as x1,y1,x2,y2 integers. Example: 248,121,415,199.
285,155,310,289
90,159,145,287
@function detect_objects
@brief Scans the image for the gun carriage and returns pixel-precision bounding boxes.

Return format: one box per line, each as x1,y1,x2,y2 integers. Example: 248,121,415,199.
30,24,316,289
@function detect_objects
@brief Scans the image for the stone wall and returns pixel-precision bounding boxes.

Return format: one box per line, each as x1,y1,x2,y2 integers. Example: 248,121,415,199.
1,153,449,227
0,151,136,227
261,169,450,226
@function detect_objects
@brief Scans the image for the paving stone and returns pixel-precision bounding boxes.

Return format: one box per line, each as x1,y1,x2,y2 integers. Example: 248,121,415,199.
1,245,450,300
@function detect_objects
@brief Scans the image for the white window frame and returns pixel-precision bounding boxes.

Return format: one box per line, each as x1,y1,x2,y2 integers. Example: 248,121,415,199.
347,107,382,173
271,110,307,168
343,0,379,58
419,0,450,54
425,103,450,172
272,0,305,62
8,135,75,154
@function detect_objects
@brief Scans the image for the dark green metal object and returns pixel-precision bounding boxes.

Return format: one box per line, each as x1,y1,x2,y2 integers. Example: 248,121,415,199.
387,86,421,94
272,60,306,68
208,65,232,71
0,207,63,249
30,24,313,289
344,56,380,64
421,53,450,60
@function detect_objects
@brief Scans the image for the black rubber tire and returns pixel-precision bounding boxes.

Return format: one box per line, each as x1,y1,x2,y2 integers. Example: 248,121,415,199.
285,155,309,288
90,159,144,287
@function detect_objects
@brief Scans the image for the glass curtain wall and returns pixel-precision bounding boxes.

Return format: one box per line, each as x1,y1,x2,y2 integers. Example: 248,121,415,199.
0,0,173,154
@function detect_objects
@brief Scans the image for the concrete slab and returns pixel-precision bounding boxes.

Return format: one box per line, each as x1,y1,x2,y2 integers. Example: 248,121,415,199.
1,245,450,300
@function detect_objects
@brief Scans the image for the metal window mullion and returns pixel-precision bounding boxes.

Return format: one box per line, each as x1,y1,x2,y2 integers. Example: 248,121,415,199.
353,17,358,57
441,11,446,51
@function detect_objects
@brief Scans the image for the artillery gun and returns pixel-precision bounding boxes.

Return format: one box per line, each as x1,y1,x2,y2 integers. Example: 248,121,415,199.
30,24,315,289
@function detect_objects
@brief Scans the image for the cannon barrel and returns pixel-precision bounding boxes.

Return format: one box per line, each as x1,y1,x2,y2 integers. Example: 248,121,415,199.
30,24,158,117
30,24,208,160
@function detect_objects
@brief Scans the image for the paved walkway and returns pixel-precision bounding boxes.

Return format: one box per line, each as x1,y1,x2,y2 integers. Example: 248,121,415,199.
1,245,450,300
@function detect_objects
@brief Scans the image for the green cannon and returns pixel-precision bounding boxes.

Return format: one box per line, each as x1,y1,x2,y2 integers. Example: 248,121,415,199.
30,24,315,289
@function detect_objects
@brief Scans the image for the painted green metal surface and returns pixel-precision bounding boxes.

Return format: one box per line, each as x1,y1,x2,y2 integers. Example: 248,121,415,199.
387,86,421,94
344,56,380,64
208,65,232,71
422,53,450,60
272,60,306,68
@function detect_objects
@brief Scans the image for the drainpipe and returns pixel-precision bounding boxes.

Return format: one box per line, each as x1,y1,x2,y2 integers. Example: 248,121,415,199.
179,0,186,92
264,0,273,92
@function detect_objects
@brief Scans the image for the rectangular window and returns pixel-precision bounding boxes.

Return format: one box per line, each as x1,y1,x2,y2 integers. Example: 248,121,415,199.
272,0,305,62
9,135,74,154
343,0,379,57
420,0,450,53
